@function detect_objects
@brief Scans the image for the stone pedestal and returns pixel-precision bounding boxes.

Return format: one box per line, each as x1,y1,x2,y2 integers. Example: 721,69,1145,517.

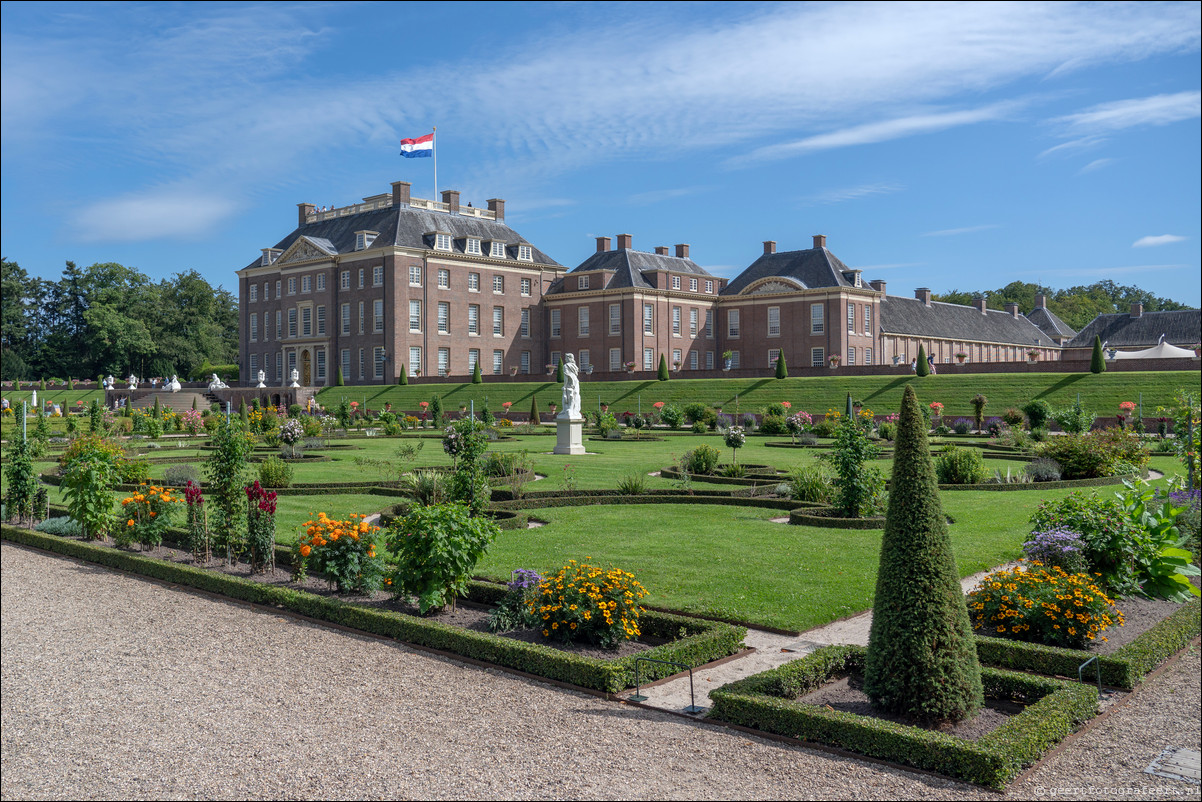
553,417,587,455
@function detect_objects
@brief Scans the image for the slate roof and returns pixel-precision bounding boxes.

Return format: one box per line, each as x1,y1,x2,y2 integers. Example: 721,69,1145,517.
1026,305,1077,342
242,204,561,270
1066,309,1201,348
880,295,1058,347
721,247,855,295
552,249,713,292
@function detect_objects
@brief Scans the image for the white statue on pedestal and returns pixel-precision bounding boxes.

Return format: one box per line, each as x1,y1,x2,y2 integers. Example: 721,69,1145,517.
127,374,139,389
289,368,301,388
104,375,115,389
558,353,581,420
256,370,267,389
208,374,228,391
167,375,182,392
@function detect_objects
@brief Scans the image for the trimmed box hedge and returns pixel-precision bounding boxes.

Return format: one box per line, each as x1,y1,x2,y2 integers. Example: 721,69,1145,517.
1,525,744,694
707,644,1097,789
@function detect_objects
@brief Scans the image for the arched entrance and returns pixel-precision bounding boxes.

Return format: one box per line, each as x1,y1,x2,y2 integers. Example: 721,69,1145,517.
301,350,312,386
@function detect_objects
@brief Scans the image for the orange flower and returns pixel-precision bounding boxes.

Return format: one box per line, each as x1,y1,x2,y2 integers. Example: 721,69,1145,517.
299,545,311,557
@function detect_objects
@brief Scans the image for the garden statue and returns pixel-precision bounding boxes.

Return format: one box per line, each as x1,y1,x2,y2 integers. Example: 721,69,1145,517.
127,374,139,389
168,375,182,392
208,374,228,391
289,368,301,388
104,375,115,389
256,369,267,388
558,353,581,420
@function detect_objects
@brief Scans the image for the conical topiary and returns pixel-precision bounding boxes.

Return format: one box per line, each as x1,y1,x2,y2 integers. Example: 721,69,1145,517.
863,384,983,724
529,395,540,425
399,364,408,385
336,367,346,387
775,351,788,379
471,361,482,384
555,360,564,382
916,344,930,377
1090,335,1106,374
657,354,669,381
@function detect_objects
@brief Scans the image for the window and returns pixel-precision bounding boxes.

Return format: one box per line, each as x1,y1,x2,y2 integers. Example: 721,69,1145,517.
865,347,873,366
375,347,386,379
768,306,780,337
848,347,856,365
302,275,312,293
468,305,479,335
341,271,350,290
358,269,364,289
643,304,654,335
673,348,682,366
520,350,531,373
409,266,422,286
493,275,504,294
644,348,654,370
263,282,269,302
250,313,258,341
263,316,269,342
689,278,698,292
275,280,281,299
316,274,326,292
492,350,504,375
518,245,532,261
468,272,480,292
727,309,740,338
578,307,590,336
341,349,351,382
409,346,421,375
705,309,714,337
374,300,384,333
493,307,503,336
865,306,872,335
729,351,740,369
435,233,451,251
705,280,714,293
249,285,258,303
811,347,825,367
316,350,326,381
520,309,530,337
578,275,589,290
672,275,681,291
250,353,258,375
373,266,383,287
689,308,698,336
706,351,714,370
302,307,311,337
690,351,699,370
579,349,590,371
316,306,326,336
438,269,449,288
468,349,480,372
609,304,620,335
769,348,780,366
465,238,481,255
275,311,282,339
438,302,450,334
672,306,681,336
848,302,855,333
289,350,297,378
358,302,364,335
550,308,561,337
609,348,622,371
489,241,506,259
520,277,532,296
437,348,449,377
288,309,297,337
341,304,351,335
811,303,824,334
356,232,377,251
357,348,364,380
278,352,284,382
409,300,422,333
288,277,297,295
550,351,561,368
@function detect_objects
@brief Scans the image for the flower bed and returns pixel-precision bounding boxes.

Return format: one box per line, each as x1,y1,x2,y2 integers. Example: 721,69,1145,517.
1,524,745,694
707,644,1097,789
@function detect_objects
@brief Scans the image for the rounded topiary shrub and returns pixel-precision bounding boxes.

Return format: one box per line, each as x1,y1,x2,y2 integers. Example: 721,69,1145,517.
682,444,721,474
258,456,293,488
934,446,986,485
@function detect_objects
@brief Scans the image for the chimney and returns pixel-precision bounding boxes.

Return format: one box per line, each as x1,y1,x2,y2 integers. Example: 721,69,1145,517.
763,240,776,255
972,297,988,315
486,198,505,220
298,202,316,227
1034,292,1047,309
617,233,633,250
675,243,690,259
813,234,827,249
869,279,886,295
596,236,612,253
391,181,411,206
916,287,932,307
1005,302,1020,318
1130,302,1143,318
654,246,669,256
441,190,460,214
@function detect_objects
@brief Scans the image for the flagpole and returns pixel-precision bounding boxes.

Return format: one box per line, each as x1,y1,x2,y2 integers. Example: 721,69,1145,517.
433,126,438,202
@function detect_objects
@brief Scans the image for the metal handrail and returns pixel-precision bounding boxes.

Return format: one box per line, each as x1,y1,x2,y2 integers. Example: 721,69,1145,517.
628,656,705,714
1079,655,1102,697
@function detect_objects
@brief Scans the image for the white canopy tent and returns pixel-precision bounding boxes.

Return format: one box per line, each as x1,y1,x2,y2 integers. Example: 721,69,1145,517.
1106,335,1197,360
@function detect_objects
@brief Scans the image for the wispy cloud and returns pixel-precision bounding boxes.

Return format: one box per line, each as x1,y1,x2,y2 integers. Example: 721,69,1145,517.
799,182,904,206
1038,135,1108,159
1054,91,1201,135
628,186,709,206
922,224,1001,238
1133,234,1187,248
1078,158,1116,174
74,186,238,242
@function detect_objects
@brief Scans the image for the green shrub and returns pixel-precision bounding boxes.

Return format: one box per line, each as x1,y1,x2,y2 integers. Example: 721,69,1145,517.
34,517,83,537
163,464,200,487
825,417,882,518
876,421,896,441
532,560,648,648
934,446,986,485
1021,399,1050,430
1036,429,1148,479
1024,458,1062,482
616,474,648,495
385,502,500,614
487,569,543,632
257,456,294,488
59,435,124,540
659,403,684,430
1031,490,1141,597
1051,401,1096,434
297,512,386,593
1002,407,1025,427
967,564,1120,649
690,420,707,434
759,415,789,435
399,470,449,507
682,444,721,475
788,465,831,503
595,412,620,438
118,459,151,484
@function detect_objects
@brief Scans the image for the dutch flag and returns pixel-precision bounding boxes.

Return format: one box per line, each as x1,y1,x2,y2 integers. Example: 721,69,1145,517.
400,132,434,158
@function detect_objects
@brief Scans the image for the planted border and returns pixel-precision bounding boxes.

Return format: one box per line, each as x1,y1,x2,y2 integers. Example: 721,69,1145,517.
707,644,1097,789
1,525,744,694
788,508,885,530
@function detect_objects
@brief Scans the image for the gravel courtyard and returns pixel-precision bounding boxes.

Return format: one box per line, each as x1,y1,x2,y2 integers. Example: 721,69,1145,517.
2,541,1198,800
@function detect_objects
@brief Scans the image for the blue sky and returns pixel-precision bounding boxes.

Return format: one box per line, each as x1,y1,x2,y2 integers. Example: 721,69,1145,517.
3,1,1200,306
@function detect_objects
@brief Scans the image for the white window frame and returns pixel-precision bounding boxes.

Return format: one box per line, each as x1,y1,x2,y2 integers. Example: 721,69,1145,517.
578,307,590,336
249,285,258,303
302,275,312,293
409,265,422,286
493,307,503,336
579,349,590,371
520,277,532,296
489,241,506,259
689,278,698,292
727,309,740,338
288,277,297,296
492,350,504,374
438,268,450,288
301,307,312,337
705,280,714,293
493,275,504,294
768,306,780,337
374,347,386,379
468,349,480,372
706,350,714,370
643,304,654,335
865,306,872,336
848,302,856,333
466,238,482,256
358,301,364,335
518,245,532,261
437,347,450,376
316,306,326,336
520,309,530,338
341,304,351,335
288,309,297,338
341,349,351,381
520,350,531,373
409,346,421,375
689,308,698,336
848,347,856,366
373,266,383,287
409,300,422,333
769,348,781,366
468,304,479,335
643,348,654,370
578,275,589,290
250,313,258,342
705,309,714,338
811,303,824,334
609,304,621,335
374,300,384,333
435,233,452,251
811,347,825,367
358,269,364,289
550,308,561,338
438,302,450,334
609,348,621,371
316,349,326,381
690,351,699,370
316,273,326,292
468,272,480,292
672,306,681,336
340,271,350,290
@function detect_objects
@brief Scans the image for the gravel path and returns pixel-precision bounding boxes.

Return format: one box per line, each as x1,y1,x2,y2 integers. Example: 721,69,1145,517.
2,542,1198,800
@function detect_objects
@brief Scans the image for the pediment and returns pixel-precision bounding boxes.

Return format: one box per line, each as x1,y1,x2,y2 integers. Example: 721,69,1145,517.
277,236,338,265
741,276,805,296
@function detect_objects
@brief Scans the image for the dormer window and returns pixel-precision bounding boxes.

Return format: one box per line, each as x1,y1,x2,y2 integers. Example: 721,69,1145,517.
355,231,379,251
261,248,282,266
517,244,532,261
433,232,452,251
671,275,681,290
489,240,506,259
578,275,589,291
466,237,482,255
843,270,862,288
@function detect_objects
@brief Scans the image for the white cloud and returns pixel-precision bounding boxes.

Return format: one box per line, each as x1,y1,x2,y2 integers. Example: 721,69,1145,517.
799,183,904,205
74,189,237,242
922,224,1001,238
1055,91,1202,135
1132,234,1187,248
1038,136,1108,159
1078,158,1116,174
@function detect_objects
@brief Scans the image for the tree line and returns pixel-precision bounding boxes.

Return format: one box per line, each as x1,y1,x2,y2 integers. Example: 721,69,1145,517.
1,258,239,382
932,279,1190,332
